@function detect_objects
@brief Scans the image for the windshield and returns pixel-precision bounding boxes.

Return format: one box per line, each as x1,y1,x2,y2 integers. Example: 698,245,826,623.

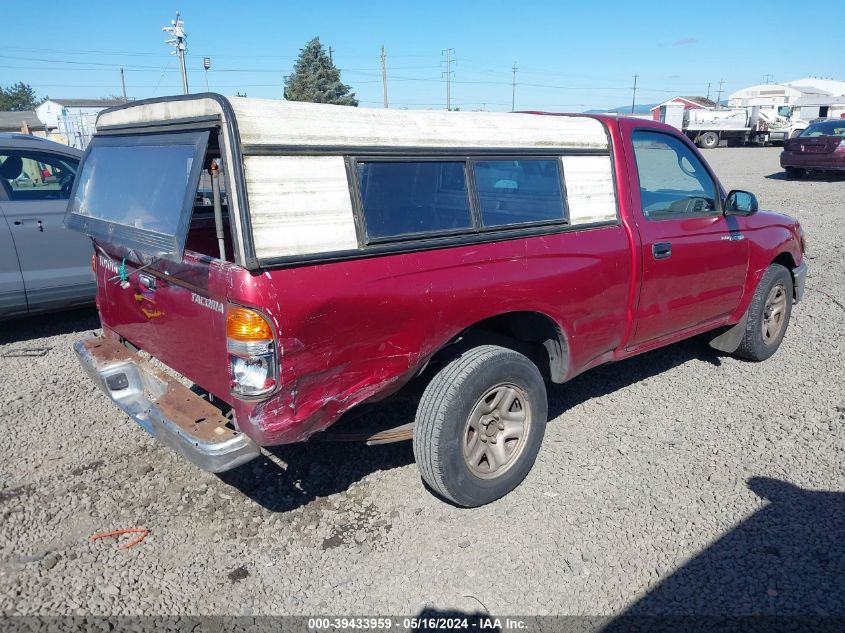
66,130,209,259
798,121,845,138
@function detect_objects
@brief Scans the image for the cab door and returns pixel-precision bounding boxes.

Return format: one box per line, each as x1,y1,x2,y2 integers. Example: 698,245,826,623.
626,129,749,347
0,149,95,311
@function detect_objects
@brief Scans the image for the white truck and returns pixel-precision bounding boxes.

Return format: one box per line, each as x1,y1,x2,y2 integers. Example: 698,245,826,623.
659,103,771,148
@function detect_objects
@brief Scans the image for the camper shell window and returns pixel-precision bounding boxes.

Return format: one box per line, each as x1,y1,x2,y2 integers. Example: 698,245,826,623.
353,156,570,243
65,130,210,260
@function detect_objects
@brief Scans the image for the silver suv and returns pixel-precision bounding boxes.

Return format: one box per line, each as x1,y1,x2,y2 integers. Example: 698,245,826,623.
0,133,94,318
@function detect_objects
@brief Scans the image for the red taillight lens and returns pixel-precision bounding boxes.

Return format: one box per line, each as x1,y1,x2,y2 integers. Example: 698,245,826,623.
835,139,845,153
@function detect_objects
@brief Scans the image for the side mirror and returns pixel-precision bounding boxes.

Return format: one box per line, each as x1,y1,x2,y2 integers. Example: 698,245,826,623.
725,190,759,216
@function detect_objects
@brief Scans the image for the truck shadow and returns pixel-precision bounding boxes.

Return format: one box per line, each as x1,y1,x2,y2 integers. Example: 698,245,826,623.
0,307,99,345
546,335,721,420
766,170,845,182
600,477,845,632
220,336,725,513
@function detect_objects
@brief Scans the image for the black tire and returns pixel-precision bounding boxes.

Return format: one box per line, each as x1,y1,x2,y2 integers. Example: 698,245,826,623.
735,264,793,362
785,167,806,180
413,345,547,507
699,131,720,149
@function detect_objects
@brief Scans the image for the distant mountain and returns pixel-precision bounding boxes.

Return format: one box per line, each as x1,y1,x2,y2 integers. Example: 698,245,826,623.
584,103,659,114
583,99,729,114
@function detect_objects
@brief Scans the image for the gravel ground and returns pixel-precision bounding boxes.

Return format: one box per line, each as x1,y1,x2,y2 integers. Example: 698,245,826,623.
0,147,842,621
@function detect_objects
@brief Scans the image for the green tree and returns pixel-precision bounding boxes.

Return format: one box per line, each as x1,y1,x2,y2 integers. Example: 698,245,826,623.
0,82,39,111
283,37,358,106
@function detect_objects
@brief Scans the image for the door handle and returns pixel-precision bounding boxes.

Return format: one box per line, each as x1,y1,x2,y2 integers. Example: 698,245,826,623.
652,242,672,259
12,219,44,231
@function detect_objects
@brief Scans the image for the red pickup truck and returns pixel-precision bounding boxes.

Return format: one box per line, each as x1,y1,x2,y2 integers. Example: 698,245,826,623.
67,95,806,507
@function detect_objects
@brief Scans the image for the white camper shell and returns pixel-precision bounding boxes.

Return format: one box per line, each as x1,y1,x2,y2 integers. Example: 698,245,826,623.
67,94,618,269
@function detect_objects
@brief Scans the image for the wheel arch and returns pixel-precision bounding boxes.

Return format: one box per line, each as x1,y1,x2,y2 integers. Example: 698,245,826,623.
428,311,571,384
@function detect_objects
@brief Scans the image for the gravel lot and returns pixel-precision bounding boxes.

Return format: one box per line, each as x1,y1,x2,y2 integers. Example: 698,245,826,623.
0,147,842,622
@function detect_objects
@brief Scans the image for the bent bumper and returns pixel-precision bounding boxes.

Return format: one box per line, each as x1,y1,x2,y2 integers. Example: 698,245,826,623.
793,261,808,302
74,337,260,473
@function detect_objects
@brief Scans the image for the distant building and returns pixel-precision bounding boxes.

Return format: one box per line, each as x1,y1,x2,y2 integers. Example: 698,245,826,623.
728,78,845,108
0,110,46,134
649,96,717,121
35,98,125,149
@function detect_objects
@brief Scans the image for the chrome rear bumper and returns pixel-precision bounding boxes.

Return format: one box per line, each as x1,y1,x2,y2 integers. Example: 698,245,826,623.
74,337,260,473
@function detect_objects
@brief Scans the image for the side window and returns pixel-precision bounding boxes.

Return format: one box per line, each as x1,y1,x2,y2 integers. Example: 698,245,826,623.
0,152,79,201
631,131,718,220
473,159,566,227
357,161,472,240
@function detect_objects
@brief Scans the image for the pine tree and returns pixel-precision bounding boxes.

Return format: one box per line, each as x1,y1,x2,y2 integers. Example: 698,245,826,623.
0,82,39,111
283,38,358,107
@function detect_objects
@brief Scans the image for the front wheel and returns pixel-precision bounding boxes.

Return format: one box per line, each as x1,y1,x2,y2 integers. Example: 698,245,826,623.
735,264,793,361
413,345,547,507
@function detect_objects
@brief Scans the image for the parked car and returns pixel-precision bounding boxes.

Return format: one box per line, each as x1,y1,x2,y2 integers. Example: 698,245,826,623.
780,119,845,179
67,96,806,507
0,133,94,318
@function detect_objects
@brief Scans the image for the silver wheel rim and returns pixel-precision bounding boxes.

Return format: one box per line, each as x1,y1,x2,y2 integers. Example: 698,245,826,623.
762,283,788,344
462,383,531,480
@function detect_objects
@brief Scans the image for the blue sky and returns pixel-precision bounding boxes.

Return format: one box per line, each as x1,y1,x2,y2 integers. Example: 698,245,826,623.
1,0,839,112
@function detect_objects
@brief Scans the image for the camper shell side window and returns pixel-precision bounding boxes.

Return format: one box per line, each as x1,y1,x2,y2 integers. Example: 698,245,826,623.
351,155,570,244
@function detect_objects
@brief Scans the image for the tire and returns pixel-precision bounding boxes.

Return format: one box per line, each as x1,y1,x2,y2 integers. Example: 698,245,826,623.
698,131,720,149
785,167,806,180
413,345,548,507
735,264,793,362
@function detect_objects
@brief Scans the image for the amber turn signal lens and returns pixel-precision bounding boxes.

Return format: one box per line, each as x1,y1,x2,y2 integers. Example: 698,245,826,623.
226,307,273,341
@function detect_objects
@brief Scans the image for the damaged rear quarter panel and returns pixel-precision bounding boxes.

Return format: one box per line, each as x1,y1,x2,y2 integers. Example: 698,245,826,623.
225,229,631,446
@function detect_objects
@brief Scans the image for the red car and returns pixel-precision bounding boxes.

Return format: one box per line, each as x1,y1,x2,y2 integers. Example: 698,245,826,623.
781,119,845,178
66,95,807,507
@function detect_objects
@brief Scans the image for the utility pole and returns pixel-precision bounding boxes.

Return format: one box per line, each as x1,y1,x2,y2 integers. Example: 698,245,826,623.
442,48,455,110
203,57,211,92
705,82,711,101
329,47,333,64
763,73,773,84
380,45,388,108
631,74,638,113
120,67,128,102
511,63,518,112
162,11,189,94
715,78,725,106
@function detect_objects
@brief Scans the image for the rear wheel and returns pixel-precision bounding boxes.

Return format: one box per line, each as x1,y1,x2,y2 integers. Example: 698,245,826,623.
413,345,547,507
785,167,806,180
698,131,720,149
735,264,793,361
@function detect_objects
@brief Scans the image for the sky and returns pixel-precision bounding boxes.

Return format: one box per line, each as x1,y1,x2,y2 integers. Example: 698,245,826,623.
1,0,840,113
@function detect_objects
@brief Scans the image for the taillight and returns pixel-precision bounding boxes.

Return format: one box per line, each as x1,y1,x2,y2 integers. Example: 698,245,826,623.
798,224,807,254
836,139,845,153
226,306,277,398
91,252,97,273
